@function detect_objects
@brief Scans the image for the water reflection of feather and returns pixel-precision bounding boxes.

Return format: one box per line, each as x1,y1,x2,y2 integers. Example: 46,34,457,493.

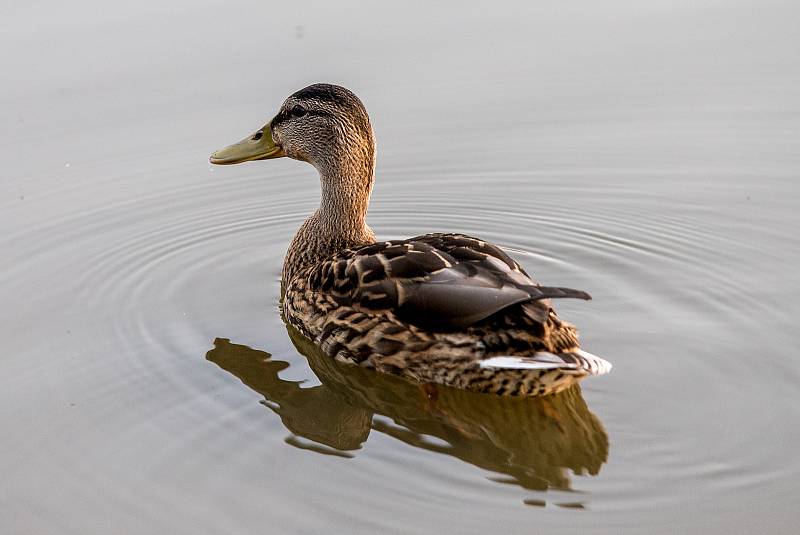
206,327,608,492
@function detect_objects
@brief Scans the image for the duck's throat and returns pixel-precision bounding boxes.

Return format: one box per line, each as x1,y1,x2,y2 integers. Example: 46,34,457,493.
317,154,374,232
282,156,376,286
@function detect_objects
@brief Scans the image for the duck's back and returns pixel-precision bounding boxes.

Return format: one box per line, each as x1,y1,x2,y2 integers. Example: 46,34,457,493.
282,233,609,396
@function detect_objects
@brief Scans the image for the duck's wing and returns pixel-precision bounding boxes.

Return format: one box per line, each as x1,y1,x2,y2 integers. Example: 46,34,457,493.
309,233,590,331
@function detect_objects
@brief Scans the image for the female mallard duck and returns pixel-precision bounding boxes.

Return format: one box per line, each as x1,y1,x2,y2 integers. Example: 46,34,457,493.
210,83,611,396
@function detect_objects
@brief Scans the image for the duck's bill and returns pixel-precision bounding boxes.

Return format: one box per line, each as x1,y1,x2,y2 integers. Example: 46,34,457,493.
209,121,285,165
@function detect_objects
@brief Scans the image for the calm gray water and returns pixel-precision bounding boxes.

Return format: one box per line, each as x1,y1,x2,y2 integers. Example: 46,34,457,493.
2,1,799,533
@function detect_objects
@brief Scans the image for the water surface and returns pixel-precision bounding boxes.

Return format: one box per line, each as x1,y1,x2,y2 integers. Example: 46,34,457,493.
2,1,799,533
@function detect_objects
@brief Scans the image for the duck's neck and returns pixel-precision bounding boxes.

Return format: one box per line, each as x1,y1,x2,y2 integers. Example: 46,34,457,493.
317,151,374,233
282,150,376,286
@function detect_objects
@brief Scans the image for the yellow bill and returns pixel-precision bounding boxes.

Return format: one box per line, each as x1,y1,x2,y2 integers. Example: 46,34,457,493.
209,120,285,165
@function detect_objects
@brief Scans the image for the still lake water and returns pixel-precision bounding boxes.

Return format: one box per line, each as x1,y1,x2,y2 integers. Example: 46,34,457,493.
2,1,799,533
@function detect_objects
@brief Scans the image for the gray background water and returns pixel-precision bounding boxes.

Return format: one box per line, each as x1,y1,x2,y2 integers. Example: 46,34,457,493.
2,1,799,533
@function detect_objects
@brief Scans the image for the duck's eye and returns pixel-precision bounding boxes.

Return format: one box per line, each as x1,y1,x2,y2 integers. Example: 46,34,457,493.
290,105,307,118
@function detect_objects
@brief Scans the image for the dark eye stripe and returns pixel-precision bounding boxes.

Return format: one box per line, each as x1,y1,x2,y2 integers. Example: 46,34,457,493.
272,107,329,128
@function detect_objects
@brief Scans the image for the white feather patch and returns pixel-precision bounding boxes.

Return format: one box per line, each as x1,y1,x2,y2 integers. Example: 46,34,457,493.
575,349,613,376
479,350,613,376
479,355,578,371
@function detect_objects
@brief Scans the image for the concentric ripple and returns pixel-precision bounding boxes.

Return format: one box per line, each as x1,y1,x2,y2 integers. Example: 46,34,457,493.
4,123,800,532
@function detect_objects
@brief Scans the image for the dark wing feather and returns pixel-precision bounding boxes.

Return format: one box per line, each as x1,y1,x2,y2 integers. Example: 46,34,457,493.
313,233,590,332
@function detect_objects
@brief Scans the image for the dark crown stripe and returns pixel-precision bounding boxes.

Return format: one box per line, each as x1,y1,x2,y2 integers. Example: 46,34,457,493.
292,83,352,104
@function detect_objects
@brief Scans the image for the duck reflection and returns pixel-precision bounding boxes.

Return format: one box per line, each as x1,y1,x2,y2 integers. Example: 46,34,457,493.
206,326,608,492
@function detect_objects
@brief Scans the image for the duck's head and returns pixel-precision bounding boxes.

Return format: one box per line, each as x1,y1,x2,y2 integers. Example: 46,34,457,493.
210,83,374,173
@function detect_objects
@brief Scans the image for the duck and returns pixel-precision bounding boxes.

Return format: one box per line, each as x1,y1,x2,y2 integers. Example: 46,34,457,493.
210,83,611,396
